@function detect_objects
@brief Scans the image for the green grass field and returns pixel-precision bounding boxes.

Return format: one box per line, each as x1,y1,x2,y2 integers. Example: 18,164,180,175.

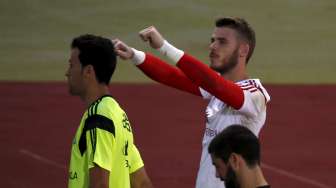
1,0,335,83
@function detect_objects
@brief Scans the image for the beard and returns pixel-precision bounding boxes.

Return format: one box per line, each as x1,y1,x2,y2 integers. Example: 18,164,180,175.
223,165,240,188
210,48,239,75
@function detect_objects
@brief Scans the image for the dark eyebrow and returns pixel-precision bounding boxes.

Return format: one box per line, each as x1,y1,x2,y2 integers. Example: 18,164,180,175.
216,37,227,42
211,37,228,42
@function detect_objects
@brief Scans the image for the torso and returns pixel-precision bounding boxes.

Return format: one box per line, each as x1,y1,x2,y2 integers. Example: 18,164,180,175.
68,95,140,188
196,79,270,188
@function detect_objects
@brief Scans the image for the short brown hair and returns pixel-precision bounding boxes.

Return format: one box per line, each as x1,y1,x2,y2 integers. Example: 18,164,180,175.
215,17,256,63
71,34,117,85
208,125,261,167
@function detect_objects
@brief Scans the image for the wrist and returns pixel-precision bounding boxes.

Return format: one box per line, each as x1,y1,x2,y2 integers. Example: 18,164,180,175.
131,48,146,65
158,40,184,64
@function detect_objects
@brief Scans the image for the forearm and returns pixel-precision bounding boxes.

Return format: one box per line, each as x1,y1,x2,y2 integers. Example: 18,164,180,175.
89,166,109,188
130,167,154,188
132,49,201,96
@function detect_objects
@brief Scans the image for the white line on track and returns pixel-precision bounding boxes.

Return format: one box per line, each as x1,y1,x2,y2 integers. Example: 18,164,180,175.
19,149,66,170
19,149,332,188
262,163,332,188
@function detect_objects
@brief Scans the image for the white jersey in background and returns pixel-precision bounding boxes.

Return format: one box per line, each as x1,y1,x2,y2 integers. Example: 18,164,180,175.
196,79,271,188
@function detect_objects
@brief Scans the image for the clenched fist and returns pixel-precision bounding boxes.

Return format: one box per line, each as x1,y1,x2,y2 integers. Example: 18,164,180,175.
112,39,134,60
139,26,165,49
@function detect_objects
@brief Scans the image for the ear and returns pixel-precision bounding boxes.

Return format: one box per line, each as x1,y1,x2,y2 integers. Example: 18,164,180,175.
228,153,241,171
82,65,95,79
239,43,249,58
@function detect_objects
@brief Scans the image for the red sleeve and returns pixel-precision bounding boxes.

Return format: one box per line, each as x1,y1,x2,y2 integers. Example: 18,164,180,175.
137,53,201,96
176,53,244,109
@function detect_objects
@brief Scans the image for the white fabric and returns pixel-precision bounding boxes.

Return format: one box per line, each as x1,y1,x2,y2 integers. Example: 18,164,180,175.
158,40,184,63
196,78,270,188
131,48,146,65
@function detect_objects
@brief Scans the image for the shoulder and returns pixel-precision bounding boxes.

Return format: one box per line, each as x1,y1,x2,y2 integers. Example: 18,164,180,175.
84,114,116,137
83,96,122,134
237,79,271,117
237,79,271,103
98,96,120,113
87,95,124,119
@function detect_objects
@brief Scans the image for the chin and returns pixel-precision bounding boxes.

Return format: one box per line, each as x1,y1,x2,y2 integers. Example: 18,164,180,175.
209,62,217,70
210,65,222,73
210,60,222,69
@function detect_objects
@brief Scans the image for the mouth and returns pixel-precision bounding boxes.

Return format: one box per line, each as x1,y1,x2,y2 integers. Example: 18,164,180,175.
209,52,219,59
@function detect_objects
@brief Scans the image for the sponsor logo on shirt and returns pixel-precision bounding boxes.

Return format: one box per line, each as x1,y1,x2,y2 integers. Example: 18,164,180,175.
205,128,218,137
69,171,78,180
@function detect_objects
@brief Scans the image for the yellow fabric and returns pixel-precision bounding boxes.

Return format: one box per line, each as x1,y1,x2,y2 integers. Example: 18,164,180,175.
68,96,144,188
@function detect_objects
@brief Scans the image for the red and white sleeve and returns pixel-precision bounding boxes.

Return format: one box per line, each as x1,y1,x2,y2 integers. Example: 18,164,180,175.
177,54,245,109
157,41,244,109
238,80,270,117
131,48,201,96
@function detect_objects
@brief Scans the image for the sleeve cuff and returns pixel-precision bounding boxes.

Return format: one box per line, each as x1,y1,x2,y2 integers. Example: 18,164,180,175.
131,48,146,65
158,40,184,64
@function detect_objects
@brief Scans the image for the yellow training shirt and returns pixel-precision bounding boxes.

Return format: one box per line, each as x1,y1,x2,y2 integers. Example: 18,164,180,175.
68,95,144,188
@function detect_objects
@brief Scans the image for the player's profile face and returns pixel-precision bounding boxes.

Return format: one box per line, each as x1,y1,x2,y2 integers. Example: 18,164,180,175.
209,27,240,74
66,48,85,96
224,164,240,188
211,154,240,188
211,154,228,181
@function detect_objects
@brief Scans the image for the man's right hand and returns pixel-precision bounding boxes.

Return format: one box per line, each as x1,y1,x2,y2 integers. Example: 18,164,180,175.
139,26,164,49
112,39,134,60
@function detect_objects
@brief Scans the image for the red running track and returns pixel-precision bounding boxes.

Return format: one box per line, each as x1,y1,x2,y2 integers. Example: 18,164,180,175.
0,82,335,188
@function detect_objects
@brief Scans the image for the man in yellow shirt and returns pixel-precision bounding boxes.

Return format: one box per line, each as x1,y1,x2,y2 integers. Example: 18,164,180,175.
66,34,153,188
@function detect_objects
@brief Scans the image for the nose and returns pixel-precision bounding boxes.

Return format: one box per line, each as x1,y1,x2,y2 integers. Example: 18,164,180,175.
215,170,220,178
209,41,216,51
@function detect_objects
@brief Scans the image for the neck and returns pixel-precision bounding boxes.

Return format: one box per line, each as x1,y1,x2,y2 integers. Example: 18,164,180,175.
81,83,110,108
239,166,268,188
222,59,248,82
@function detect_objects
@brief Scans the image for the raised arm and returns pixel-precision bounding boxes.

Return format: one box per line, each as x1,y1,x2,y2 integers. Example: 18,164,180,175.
113,39,201,96
138,26,244,109
176,53,244,109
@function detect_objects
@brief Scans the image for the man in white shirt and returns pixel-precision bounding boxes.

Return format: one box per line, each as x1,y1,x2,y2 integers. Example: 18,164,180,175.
114,17,270,188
